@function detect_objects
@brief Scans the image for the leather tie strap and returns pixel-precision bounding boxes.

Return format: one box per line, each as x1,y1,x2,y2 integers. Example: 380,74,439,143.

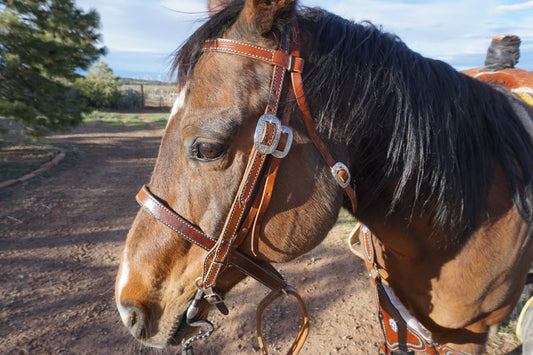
256,286,310,355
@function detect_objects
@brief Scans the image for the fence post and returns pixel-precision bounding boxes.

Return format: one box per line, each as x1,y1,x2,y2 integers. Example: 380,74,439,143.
141,84,145,108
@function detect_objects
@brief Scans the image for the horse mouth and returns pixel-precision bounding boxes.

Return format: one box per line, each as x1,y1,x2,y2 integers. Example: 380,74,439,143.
135,312,189,349
169,312,189,346
169,305,211,346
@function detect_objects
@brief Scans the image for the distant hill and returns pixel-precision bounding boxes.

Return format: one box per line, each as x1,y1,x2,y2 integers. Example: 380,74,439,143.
119,78,172,86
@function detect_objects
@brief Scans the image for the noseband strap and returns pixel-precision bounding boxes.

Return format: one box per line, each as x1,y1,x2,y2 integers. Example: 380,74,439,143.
137,185,289,291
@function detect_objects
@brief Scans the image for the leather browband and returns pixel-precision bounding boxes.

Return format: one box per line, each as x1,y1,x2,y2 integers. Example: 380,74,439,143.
202,39,304,73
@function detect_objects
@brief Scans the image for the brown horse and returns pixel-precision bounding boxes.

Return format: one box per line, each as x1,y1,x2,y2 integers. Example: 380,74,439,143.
115,0,533,353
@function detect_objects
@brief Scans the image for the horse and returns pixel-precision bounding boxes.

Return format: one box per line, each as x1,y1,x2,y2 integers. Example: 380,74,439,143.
115,0,533,353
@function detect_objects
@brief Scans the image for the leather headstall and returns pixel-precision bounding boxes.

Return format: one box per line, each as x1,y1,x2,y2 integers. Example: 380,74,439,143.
136,17,357,355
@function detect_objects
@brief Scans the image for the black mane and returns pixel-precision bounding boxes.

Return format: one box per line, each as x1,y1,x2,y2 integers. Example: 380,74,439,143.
172,5,533,241
299,8,533,238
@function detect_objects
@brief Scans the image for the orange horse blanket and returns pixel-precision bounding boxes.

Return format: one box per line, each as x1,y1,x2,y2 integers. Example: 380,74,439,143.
463,67,533,108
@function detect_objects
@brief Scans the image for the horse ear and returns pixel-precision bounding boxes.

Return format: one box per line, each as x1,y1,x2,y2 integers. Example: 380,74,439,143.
238,0,297,35
208,0,235,16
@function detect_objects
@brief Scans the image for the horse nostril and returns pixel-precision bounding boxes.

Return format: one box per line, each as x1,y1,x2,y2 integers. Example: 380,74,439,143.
121,303,147,340
128,310,137,328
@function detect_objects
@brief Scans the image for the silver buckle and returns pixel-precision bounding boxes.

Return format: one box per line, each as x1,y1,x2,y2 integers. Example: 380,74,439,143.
331,162,351,189
254,114,281,155
254,114,293,158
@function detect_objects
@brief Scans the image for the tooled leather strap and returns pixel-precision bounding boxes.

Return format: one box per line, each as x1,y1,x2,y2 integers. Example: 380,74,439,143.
201,31,294,289
291,73,358,212
202,39,304,73
201,118,279,288
249,98,294,256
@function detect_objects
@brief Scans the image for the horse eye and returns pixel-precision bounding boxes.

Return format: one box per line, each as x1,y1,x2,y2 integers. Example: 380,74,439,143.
195,142,226,161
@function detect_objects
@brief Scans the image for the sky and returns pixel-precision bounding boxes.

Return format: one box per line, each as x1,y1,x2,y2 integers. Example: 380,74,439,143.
76,0,533,81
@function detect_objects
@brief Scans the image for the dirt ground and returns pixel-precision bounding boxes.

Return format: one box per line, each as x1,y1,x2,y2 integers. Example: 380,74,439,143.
0,120,523,354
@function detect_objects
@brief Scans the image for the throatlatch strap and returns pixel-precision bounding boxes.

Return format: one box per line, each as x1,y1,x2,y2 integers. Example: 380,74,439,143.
287,22,358,214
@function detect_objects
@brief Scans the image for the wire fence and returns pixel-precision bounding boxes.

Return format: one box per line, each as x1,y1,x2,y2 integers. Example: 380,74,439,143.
120,82,178,109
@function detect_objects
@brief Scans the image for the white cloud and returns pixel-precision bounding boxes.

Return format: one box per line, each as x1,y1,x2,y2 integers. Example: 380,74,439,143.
494,1,533,13
77,0,203,54
159,0,207,15
304,0,533,69
76,0,533,76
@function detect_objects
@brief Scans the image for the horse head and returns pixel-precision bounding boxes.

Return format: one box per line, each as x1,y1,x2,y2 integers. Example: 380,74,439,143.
115,0,343,348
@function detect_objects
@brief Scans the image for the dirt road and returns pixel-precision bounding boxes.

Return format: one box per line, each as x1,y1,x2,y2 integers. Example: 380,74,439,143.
0,121,519,354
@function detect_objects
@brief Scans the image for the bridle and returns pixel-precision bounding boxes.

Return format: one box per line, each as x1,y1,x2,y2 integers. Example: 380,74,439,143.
136,18,357,354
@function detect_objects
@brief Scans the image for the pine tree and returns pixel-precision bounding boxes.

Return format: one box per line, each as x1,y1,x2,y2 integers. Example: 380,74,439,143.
0,0,106,136
75,61,122,109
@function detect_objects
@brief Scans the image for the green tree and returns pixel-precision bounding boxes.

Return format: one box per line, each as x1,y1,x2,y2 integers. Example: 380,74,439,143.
75,61,122,109
0,0,106,136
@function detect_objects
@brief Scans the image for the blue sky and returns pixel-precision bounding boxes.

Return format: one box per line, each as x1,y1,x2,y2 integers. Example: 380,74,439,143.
77,0,533,80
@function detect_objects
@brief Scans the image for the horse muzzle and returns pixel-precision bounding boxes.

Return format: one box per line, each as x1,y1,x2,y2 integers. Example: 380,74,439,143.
117,294,210,349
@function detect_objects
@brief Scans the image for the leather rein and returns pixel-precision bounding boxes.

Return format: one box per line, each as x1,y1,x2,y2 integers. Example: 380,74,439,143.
136,19,357,354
